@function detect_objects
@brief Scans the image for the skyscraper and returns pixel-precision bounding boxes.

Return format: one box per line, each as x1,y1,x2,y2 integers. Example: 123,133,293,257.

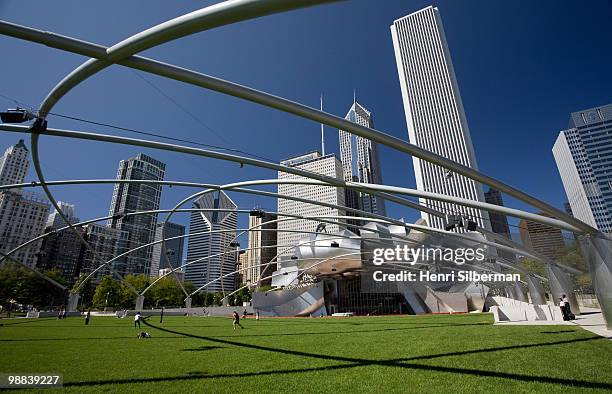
277,151,345,259
108,153,165,276
245,211,277,286
0,191,49,267
80,223,129,281
338,100,386,218
484,188,511,237
184,191,237,291
46,201,79,228
552,103,612,233
519,212,566,261
38,202,83,282
0,139,29,192
0,140,49,267
391,6,490,230
150,221,185,277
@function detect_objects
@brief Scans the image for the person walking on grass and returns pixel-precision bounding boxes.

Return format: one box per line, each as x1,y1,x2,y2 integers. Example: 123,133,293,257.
135,311,142,329
84,309,91,325
232,311,243,330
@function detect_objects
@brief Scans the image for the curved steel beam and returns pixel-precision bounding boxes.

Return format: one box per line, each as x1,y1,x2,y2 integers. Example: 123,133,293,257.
0,15,591,234
0,253,67,291
0,173,578,297
37,0,339,117
0,176,566,274
0,124,585,234
25,0,340,304
29,136,139,296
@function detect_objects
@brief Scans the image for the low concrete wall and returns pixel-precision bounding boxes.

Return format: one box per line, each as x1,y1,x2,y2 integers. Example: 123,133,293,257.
490,296,563,323
116,306,255,318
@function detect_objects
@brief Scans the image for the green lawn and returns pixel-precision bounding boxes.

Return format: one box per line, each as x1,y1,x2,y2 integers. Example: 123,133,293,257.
0,313,611,393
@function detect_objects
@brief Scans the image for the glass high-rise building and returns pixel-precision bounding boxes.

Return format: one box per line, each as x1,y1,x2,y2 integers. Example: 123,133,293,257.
338,100,386,218
484,188,511,237
553,104,612,233
184,190,237,292
108,153,165,276
391,6,490,230
38,202,82,282
150,221,185,277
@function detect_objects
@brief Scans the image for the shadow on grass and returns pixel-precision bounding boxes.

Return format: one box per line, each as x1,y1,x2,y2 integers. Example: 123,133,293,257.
199,322,490,339
181,345,224,352
0,336,185,342
61,320,612,390
0,317,56,326
540,330,577,334
0,322,490,342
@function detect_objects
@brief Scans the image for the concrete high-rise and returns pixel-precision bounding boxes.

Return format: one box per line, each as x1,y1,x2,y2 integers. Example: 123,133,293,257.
0,140,49,267
0,191,49,267
150,221,185,277
339,100,386,218
391,6,490,230
245,211,277,286
46,201,79,228
0,139,29,192
108,153,165,276
552,103,612,233
277,152,345,260
184,191,237,291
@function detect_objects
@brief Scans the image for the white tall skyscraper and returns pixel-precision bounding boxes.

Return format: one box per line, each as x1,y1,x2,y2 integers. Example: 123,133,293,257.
391,6,490,230
277,152,345,259
184,191,237,291
0,139,29,192
553,104,612,233
339,100,386,216
46,201,79,228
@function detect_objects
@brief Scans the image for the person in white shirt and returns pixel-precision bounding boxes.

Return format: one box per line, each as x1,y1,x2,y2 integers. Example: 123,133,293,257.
562,294,574,320
134,312,142,328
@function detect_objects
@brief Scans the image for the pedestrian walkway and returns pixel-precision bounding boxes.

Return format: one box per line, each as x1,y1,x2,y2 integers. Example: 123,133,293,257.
494,306,611,339
569,308,612,339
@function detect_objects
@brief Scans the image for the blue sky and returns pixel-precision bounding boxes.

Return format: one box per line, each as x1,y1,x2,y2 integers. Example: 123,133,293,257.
1,0,611,248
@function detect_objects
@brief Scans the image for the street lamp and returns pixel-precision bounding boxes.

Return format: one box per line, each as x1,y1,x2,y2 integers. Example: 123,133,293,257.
104,290,111,312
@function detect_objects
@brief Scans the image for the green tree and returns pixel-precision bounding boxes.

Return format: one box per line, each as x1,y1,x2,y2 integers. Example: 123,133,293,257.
115,274,151,309
71,274,95,308
0,262,20,310
212,292,223,306
9,267,67,308
92,276,123,309
148,276,184,307
558,241,592,290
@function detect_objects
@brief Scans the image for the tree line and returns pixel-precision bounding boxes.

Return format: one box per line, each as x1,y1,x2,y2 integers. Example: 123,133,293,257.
0,262,252,311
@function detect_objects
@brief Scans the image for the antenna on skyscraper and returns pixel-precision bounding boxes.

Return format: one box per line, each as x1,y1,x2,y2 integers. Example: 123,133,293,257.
320,94,325,156
353,89,356,105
